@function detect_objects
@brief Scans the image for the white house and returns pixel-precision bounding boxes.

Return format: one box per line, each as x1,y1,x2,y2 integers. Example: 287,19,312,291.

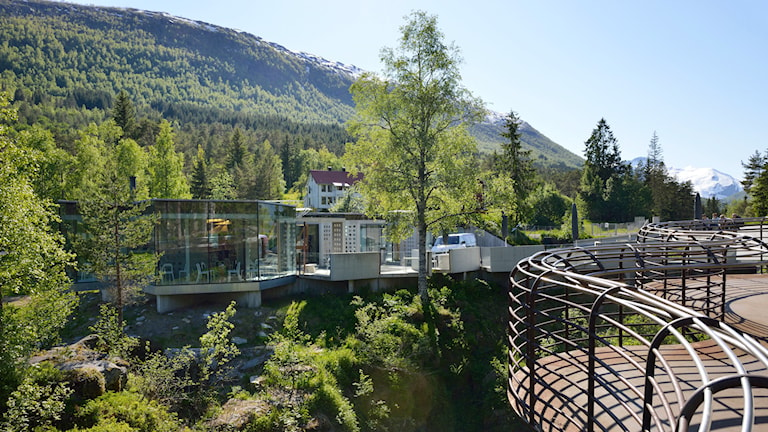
304,169,363,211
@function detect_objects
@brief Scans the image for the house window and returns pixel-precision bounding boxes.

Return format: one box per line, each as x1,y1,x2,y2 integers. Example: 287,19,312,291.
321,184,331,193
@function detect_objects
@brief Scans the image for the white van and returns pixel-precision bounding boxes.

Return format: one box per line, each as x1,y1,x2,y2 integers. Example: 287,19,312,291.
431,233,477,254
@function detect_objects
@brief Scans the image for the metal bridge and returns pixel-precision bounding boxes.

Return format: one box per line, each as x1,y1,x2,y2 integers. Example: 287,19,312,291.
507,218,768,432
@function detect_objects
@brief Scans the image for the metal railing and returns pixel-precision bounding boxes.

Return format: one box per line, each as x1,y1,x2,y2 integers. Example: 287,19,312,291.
508,220,768,432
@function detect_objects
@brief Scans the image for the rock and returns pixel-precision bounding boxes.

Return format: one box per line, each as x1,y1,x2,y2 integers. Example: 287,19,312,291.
73,334,105,351
136,315,145,322
232,336,247,345
61,360,127,393
260,322,273,330
305,413,333,431
206,398,270,430
29,335,129,400
249,375,266,386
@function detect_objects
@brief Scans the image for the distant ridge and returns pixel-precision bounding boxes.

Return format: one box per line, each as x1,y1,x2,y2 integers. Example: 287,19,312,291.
0,0,583,168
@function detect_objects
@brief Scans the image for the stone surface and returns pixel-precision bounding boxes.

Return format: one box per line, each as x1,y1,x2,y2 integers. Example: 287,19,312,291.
29,334,129,399
205,398,270,430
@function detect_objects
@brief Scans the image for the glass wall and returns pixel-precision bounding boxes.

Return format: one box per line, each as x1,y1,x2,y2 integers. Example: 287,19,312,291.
60,199,297,285
152,199,296,284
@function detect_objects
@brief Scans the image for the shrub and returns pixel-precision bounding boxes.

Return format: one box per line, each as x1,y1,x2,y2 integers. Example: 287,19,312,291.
0,363,72,432
74,391,183,432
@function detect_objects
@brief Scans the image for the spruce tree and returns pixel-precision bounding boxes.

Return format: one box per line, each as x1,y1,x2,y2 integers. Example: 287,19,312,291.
493,110,537,225
578,119,646,222
190,145,211,199
252,139,285,200
741,150,765,195
111,90,136,139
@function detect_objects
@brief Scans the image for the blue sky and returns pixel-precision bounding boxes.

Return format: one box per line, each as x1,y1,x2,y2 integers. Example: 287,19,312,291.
63,0,768,179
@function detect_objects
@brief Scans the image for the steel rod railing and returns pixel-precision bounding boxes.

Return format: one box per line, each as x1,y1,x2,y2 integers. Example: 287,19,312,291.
508,221,768,432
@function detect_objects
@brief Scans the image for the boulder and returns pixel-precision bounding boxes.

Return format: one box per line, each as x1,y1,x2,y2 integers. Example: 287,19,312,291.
206,398,270,430
29,334,129,399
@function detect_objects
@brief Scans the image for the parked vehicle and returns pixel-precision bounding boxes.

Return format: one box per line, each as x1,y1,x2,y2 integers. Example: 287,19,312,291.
431,233,477,254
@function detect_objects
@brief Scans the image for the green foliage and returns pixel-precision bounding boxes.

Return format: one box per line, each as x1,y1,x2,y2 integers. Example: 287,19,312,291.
147,120,191,199
73,391,184,432
525,183,570,227
578,118,648,222
277,301,312,345
636,132,694,221
112,91,137,140
250,139,285,199
489,111,538,225
74,149,159,322
209,171,238,200
88,304,139,358
346,11,485,301
189,145,211,199
0,92,76,406
0,363,72,432
127,344,195,412
350,293,434,370
198,301,241,386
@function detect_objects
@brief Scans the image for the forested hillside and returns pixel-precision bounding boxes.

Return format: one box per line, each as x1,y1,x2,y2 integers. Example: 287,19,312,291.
0,0,582,179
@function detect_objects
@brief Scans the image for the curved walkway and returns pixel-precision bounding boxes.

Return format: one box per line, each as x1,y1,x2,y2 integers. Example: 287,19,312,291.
507,221,768,432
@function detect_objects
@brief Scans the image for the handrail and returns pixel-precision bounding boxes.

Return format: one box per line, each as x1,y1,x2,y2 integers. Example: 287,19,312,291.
508,221,768,432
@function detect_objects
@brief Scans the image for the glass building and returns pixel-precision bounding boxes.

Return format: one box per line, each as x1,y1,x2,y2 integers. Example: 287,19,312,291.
61,199,297,286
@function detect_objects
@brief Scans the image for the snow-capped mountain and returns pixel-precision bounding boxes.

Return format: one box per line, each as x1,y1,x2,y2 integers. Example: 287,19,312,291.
667,166,742,201
630,158,742,200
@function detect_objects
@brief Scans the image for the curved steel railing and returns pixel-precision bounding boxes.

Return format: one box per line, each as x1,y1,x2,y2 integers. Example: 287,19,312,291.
508,221,768,432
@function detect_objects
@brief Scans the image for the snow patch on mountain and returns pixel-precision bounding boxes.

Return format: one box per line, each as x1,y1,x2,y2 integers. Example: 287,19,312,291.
630,158,741,200
668,166,742,200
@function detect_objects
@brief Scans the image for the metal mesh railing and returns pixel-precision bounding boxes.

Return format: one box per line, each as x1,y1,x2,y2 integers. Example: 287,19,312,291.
508,221,768,431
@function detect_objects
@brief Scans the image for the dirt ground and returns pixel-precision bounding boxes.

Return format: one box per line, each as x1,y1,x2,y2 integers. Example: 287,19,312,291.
63,290,286,350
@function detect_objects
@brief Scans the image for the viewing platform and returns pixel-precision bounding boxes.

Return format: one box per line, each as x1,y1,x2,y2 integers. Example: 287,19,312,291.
508,218,768,432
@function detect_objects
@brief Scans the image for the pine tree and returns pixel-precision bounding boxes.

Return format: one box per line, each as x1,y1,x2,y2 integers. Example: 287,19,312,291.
111,90,136,139
493,110,537,225
251,139,285,200
741,150,765,195
578,119,646,222
76,163,158,324
190,145,211,199
226,128,246,171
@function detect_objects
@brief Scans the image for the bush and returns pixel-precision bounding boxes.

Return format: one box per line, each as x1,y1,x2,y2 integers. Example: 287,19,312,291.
74,391,183,432
0,363,72,432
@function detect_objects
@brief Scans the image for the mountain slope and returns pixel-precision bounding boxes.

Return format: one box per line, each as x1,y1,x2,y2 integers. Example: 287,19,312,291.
472,113,583,169
0,0,357,124
668,166,742,201
0,0,582,169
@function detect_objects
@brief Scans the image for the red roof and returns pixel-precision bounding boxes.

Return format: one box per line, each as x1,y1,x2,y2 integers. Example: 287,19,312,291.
309,170,363,185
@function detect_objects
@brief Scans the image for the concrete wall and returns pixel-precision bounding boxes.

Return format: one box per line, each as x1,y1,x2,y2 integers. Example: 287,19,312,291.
329,252,380,281
480,245,546,273
446,247,482,274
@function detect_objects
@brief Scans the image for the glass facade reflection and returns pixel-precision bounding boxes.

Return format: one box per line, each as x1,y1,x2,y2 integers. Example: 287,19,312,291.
62,199,297,285
152,200,296,284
